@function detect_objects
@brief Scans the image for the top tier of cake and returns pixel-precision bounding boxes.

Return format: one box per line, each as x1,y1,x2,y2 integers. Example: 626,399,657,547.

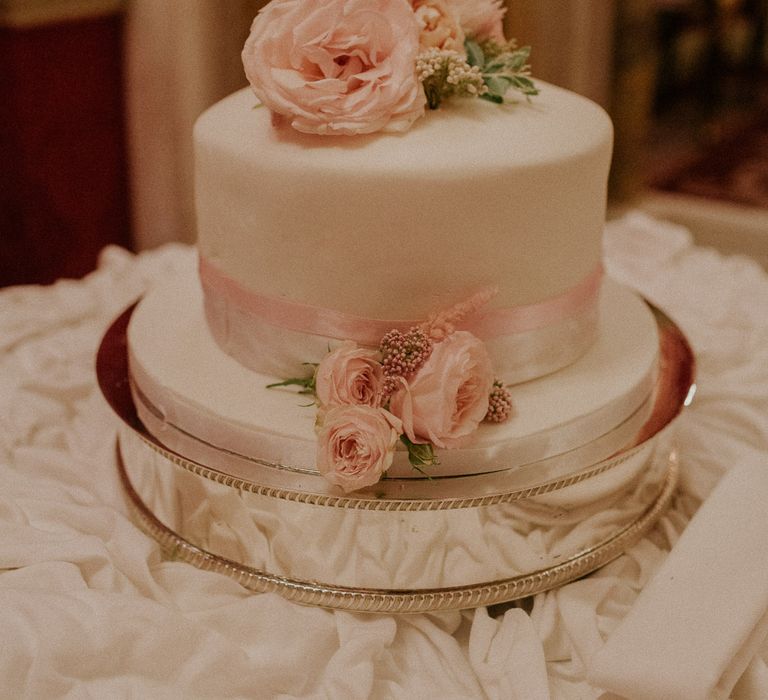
194,81,613,382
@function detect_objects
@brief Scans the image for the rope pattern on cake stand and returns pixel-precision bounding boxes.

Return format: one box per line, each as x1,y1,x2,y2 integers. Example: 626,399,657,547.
117,440,679,612
130,427,649,511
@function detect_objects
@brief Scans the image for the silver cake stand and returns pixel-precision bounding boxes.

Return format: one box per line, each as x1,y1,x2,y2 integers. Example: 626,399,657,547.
97,301,695,613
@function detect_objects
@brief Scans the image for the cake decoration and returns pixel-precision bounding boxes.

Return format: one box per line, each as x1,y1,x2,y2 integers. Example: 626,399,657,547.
241,0,537,135
108,0,689,614
268,290,513,492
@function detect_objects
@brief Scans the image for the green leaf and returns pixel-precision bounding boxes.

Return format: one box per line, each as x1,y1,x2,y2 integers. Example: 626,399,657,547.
480,92,504,104
465,39,485,69
400,435,439,474
485,75,512,97
510,75,537,91
509,54,529,72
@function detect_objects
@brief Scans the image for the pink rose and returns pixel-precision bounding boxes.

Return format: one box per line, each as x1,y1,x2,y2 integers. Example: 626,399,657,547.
242,0,426,135
447,0,506,42
316,405,402,492
389,331,493,448
315,341,385,408
411,0,465,52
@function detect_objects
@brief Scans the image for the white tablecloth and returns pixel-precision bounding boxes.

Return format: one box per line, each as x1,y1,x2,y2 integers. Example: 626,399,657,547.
1,213,767,699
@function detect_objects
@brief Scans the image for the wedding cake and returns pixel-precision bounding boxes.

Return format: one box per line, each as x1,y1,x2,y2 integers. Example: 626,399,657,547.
111,0,687,610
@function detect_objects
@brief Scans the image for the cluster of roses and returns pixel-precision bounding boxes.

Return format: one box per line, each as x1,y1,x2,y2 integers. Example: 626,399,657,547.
283,291,513,493
241,0,513,136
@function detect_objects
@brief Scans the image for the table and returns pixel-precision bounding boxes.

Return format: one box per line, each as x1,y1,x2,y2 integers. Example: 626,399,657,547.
1,213,767,698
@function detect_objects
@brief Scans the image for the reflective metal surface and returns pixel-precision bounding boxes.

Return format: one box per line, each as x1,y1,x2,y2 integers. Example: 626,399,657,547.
117,436,679,612
97,300,693,611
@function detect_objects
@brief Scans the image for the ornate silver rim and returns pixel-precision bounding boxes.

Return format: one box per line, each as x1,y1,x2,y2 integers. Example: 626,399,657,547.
128,428,650,510
117,439,679,613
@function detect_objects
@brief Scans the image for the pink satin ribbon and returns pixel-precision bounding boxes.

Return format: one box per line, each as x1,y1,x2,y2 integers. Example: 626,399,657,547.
198,257,603,346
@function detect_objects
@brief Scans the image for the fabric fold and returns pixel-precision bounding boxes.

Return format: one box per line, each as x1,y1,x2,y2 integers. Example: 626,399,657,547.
587,457,768,700
2,212,768,698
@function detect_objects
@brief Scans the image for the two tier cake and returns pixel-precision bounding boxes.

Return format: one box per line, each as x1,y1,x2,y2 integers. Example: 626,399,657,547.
105,0,692,611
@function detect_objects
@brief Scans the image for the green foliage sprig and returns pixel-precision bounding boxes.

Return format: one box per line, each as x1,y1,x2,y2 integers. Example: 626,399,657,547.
416,40,538,110
266,363,317,395
465,39,539,104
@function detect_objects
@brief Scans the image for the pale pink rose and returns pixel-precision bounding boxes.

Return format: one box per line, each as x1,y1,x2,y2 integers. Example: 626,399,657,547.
447,0,506,42
411,0,465,52
242,0,426,135
315,341,385,408
389,331,493,448
316,405,402,492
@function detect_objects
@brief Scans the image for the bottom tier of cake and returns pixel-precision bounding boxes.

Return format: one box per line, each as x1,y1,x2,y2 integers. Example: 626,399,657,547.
97,281,694,611
126,271,661,490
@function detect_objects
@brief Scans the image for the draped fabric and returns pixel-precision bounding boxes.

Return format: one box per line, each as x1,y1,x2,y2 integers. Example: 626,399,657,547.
1,213,767,698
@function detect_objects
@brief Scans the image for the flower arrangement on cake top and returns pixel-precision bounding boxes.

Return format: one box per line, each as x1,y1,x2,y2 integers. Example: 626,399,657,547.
268,290,513,493
242,0,538,136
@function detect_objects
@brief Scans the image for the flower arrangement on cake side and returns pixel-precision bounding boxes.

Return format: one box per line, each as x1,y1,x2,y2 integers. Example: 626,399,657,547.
268,291,513,493
242,0,538,136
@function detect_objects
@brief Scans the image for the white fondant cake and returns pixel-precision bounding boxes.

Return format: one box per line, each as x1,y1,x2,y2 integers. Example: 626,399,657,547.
128,270,658,481
126,0,663,495
112,2,687,607
196,82,611,316
127,73,661,494
195,82,612,383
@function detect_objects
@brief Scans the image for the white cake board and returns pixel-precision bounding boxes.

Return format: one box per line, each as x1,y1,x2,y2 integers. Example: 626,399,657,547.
126,272,659,483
